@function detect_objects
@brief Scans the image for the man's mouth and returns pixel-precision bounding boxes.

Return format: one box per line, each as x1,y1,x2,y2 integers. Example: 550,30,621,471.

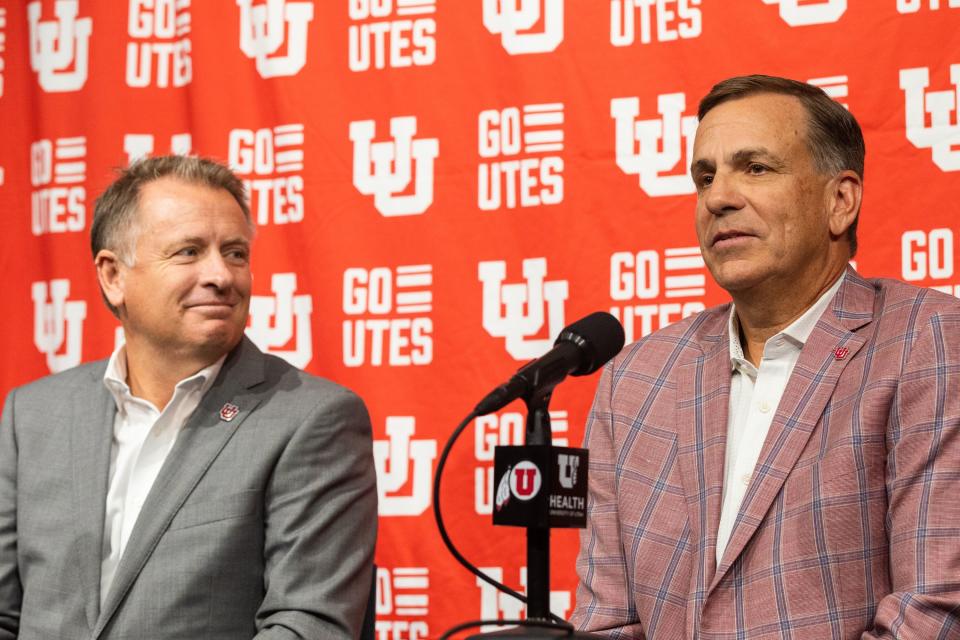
186,301,236,312
711,230,755,247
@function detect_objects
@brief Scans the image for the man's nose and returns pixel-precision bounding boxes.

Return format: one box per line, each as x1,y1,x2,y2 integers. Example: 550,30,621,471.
704,172,746,216
200,252,234,290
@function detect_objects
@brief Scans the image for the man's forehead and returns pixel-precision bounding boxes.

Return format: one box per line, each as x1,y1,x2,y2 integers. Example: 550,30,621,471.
139,176,230,203
699,93,806,133
701,91,806,121
129,180,249,245
692,94,807,158
136,179,242,217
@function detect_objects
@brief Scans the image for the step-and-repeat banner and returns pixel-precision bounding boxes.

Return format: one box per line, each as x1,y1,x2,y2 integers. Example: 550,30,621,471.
1,0,958,636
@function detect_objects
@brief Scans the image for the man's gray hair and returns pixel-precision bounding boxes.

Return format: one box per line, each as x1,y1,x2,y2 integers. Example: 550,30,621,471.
91,155,250,316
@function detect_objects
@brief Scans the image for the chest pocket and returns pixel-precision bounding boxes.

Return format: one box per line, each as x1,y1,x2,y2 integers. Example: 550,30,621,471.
167,490,260,531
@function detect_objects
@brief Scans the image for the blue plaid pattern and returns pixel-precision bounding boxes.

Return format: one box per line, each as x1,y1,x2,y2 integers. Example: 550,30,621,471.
572,270,960,639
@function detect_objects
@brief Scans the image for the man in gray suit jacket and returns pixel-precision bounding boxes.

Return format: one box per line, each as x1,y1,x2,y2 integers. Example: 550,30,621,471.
0,156,377,639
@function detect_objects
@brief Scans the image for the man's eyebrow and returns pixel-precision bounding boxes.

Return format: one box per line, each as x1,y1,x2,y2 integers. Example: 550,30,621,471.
730,147,786,169
162,236,206,251
690,158,714,176
162,236,250,251
690,147,788,177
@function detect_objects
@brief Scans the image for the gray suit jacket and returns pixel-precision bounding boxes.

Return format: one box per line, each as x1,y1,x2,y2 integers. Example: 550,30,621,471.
0,337,378,639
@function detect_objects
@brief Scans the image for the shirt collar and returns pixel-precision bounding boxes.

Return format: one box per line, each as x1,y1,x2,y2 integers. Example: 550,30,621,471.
727,273,845,371
103,343,226,411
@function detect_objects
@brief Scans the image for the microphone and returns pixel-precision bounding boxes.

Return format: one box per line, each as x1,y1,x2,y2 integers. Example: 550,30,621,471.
474,311,625,416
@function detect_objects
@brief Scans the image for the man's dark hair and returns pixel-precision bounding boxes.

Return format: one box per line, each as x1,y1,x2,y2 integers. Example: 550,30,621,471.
91,155,251,317
698,75,865,255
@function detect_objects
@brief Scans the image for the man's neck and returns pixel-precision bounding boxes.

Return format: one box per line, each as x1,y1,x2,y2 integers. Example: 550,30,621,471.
122,339,225,409
733,265,846,367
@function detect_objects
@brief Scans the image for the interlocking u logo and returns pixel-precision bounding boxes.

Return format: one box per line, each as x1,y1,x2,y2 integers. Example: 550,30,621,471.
478,258,568,360
236,0,314,78
27,0,92,92
611,94,698,197
350,117,440,217
32,279,86,373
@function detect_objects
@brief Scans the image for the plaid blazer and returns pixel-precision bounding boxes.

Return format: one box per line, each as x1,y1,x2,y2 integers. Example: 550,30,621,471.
572,270,960,639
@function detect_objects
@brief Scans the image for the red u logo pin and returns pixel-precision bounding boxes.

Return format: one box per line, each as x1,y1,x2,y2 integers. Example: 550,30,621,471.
219,403,240,422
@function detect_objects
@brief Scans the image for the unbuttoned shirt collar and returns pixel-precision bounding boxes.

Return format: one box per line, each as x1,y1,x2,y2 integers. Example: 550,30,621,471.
103,344,224,414
727,274,845,377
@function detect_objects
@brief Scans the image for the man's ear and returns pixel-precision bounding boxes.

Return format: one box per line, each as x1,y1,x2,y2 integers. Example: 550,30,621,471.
827,170,862,238
95,250,126,312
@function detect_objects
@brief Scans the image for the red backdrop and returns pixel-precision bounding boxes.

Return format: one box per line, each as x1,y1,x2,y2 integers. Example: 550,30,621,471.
1,0,959,637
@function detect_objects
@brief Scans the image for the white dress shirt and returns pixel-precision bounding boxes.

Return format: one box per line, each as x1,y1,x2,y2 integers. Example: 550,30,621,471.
716,275,843,564
100,345,224,605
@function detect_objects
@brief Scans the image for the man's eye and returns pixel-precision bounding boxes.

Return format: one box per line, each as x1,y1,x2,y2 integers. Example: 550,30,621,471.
226,249,249,261
176,247,198,257
697,175,714,188
748,163,767,175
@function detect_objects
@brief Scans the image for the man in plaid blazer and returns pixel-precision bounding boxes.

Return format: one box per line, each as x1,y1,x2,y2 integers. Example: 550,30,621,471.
573,76,960,638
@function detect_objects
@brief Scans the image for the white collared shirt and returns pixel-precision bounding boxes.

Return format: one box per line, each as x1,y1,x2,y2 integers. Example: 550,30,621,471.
100,345,224,606
715,275,844,564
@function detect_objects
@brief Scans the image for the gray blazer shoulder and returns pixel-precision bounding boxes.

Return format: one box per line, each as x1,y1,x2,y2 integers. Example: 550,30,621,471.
1,336,378,640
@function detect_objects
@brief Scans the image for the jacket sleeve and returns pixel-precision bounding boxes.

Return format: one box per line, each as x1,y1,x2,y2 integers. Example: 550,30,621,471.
0,390,21,640
571,364,647,639
864,309,960,638
253,389,378,640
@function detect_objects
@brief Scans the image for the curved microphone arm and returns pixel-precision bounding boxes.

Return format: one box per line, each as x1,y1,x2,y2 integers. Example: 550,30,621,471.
432,410,568,625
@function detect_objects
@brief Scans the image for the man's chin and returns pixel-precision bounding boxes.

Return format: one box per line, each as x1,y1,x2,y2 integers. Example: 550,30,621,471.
709,266,771,295
187,325,244,358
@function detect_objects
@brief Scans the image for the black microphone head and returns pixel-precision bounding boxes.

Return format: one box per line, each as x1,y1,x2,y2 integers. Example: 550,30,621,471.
554,311,625,376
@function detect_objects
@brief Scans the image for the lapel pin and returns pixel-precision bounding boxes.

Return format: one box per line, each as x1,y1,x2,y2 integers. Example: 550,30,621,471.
834,347,849,360
219,403,240,422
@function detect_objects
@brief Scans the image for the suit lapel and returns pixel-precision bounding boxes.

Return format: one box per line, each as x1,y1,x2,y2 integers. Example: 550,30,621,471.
94,339,266,637
675,314,730,623
709,271,875,591
71,364,115,631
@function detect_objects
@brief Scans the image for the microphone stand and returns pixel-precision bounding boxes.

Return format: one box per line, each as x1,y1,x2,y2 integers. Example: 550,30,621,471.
466,384,603,639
